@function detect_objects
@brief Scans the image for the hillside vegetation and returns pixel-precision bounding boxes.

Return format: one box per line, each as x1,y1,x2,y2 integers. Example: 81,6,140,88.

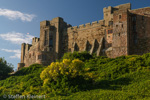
0,52,150,100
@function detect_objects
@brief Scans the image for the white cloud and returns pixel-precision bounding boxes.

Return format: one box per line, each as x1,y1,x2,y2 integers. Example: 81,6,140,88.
1,49,21,59
0,31,34,44
0,8,36,22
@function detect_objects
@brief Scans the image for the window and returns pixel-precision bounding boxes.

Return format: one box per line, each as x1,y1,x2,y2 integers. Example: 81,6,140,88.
119,15,122,19
108,43,112,47
116,25,118,27
118,33,120,36
50,27,54,31
45,40,48,46
38,55,46,60
38,55,42,59
122,24,123,28
44,31,48,46
109,21,113,26
49,35,53,46
142,16,144,20
132,16,136,22
133,25,136,32
108,30,113,34
134,33,137,44
50,47,53,51
42,55,46,60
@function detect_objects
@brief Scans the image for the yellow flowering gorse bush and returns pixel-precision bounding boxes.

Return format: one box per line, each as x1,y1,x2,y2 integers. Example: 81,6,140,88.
40,59,84,84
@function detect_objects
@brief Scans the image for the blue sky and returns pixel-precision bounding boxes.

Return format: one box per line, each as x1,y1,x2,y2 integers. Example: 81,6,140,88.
0,0,149,70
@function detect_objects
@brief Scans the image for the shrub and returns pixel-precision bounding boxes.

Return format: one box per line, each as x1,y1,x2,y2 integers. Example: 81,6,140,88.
40,59,84,83
62,51,93,61
14,64,45,76
40,59,93,95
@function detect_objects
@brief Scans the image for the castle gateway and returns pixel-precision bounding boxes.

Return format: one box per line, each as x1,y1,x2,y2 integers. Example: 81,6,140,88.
17,3,150,70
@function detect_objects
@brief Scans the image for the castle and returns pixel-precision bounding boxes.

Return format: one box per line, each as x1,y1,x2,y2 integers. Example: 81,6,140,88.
17,3,150,70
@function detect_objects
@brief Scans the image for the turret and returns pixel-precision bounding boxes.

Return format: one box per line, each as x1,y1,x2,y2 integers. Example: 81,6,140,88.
17,43,26,70
21,43,26,63
103,6,113,26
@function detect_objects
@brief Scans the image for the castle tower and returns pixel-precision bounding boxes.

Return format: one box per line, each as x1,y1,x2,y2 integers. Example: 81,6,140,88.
40,17,68,60
111,3,131,58
51,17,68,59
20,43,26,63
17,43,26,70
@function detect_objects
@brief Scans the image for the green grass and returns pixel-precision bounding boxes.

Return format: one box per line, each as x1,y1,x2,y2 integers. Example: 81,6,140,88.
0,64,45,99
0,52,150,100
49,69,150,100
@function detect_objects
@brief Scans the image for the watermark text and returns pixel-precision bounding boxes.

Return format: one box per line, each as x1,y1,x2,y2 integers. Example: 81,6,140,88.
3,94,45,99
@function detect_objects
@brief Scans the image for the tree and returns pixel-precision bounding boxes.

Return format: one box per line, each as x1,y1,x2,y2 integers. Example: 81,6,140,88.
0,57,14,80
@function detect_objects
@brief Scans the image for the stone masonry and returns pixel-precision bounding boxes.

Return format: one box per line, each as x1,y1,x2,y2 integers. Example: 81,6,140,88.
17,3,150,70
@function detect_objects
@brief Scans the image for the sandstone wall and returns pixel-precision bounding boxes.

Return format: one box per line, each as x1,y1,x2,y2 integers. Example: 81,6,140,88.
66,20,105,54
129,7,150,55
18,3,150,70
111,9,129,58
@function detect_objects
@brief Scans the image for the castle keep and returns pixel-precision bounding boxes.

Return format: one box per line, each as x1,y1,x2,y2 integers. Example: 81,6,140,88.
17,3,150,70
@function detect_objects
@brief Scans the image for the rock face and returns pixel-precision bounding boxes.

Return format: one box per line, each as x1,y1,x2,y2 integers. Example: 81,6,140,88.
17,3,150,70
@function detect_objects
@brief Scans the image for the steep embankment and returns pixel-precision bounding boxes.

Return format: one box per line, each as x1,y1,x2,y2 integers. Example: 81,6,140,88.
0,52,150,100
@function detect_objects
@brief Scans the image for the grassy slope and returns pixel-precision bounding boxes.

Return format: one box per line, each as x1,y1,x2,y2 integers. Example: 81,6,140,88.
50,54,150,100
49,70,150,100
0,64,45,99
0,53,150,100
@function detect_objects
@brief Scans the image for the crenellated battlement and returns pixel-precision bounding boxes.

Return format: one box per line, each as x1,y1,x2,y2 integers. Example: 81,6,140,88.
25,44,32,49
67,20,105,31
32,37,40,45
40,20,50,26
103,6,112,13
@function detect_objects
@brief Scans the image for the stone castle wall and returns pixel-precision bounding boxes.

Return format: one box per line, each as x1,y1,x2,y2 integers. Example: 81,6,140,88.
66,20,105,54
129,7,150,55
17,3,150,70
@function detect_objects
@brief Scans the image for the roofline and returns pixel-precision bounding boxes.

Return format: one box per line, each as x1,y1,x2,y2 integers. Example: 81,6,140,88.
130,7,150,11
